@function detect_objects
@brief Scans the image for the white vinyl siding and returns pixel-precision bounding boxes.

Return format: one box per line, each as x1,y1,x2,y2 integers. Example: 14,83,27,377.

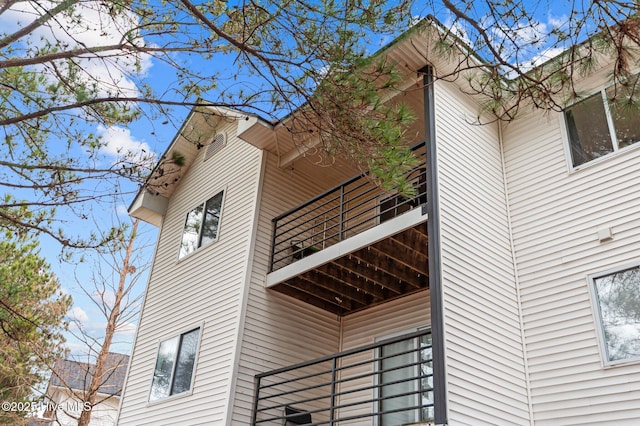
228,151,343,425
503,77,640,425
117,119,263,425
434,81,531,425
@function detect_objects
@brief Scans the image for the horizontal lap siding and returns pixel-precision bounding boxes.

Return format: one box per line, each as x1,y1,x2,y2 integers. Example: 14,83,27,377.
435,82,530,424
230,152,341,425
118,122,263,425
503,106,640,424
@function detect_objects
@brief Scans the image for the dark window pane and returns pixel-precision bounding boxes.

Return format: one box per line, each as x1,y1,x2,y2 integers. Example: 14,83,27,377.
594,266,640,363
606,84,640,149
149,337,179,401
179,204,204,258
565,94,613,167
171,328,200,394
200,192,223,247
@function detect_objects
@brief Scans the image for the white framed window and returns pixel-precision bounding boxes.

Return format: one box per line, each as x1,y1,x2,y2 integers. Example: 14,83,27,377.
376,329,434,426
564,76,640,168
179,190,224,259
149,327,201,402
589,262,640,366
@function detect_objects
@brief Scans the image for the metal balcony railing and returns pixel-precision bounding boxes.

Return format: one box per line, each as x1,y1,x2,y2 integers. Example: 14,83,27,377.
269,142,427,273
252,329,434,426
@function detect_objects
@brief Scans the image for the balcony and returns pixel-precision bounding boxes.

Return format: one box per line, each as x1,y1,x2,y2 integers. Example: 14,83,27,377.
252,329,434,426
267,142,429,316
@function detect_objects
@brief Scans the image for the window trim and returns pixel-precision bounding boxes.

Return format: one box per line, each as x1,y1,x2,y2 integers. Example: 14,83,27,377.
178,188,226,260
588,261,640,367
147,323,204,404
563,78,640,171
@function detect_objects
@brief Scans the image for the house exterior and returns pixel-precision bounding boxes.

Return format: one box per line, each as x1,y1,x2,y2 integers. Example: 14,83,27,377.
41,353,129,426
118,20,640,425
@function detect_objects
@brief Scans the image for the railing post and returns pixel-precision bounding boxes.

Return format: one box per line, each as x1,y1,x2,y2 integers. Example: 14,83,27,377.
269,219,278,272
338,186,344,241
251,375,261,426
329,357,337,425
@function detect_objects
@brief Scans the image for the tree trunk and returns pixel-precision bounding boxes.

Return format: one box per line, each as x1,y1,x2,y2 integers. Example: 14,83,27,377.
77,220,138,426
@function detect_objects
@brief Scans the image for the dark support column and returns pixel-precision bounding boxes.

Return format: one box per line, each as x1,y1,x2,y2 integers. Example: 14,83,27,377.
421,65,447,425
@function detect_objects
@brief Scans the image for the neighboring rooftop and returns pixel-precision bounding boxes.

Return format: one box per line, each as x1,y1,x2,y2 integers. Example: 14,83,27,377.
48,353,129,397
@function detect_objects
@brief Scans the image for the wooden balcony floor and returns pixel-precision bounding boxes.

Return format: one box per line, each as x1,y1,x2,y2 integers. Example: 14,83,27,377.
271,222,429,316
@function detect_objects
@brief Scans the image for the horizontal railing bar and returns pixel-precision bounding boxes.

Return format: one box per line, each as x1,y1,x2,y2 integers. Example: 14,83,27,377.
328,373,433,407
257,379,332,402
273,185,428,264
329,386,434,414
271,141,425,223
256,329,430,379
271,176,362,224
253,329,434,426
257,368,333,392
274,196,341,234
258,350,433,402
256,392,334,414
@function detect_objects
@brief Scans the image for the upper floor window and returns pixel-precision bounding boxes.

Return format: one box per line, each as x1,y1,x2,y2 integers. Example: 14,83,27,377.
179,190,224,259
590,263,640,366
565,78,640,168
149,327,201,402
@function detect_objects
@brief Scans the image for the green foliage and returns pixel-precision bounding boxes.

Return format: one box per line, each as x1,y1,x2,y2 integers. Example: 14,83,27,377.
306,57,417,193
433,1,640,120
0,231,71,424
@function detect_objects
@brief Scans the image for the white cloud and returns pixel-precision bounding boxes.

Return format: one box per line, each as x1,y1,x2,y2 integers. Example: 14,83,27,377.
68,306,89,323
548,14,569,30
116,204,130,216
97,124,155,166
443,16,472,47
115,321,138,337
520,46,565,72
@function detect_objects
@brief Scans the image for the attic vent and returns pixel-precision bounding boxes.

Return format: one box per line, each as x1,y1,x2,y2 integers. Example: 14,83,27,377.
204,133,226,161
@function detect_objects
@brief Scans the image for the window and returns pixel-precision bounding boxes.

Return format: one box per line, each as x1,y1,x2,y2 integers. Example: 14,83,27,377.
565,77,640,167
590,264,640,365
378,331,434,425
149,327,201,401
179,191,224,259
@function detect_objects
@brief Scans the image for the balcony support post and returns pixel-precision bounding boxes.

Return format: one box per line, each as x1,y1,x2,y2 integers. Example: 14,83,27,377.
269,220,277,272
421,64,447,425
338,185,345,241
329,357,337,425
251,375,261,425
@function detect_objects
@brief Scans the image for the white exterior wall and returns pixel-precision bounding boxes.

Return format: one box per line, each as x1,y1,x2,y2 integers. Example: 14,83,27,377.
118,120,264,425
503,94,640,423
229,152,342,425
47,389,118,426
434,81,531,424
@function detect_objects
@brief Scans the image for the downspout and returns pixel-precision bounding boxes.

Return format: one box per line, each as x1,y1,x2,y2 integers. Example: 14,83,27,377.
421,66,447,425
497,122,534,425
